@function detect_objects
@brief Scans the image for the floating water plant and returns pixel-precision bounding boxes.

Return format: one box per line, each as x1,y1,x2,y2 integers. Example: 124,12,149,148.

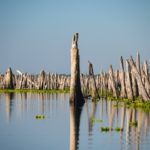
101,126,109,132
115,127,123,132
129,121,138,127
35,115,45,119
91,118,102,123
97,119,102,123
92,118,95,123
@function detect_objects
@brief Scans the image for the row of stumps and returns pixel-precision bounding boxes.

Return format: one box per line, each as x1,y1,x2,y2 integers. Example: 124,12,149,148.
69,33,150,104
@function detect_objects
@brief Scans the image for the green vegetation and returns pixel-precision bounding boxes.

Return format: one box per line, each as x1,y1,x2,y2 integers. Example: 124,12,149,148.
0,88,70,93
92,98,100,103
35,115,45,119
115,127,123,132
113,104,121,107
101,126,109,132
92,118,95,123
129,121,138,127
90,90,150,112
97,119,103,123
89,90,92,95
92,118,102,123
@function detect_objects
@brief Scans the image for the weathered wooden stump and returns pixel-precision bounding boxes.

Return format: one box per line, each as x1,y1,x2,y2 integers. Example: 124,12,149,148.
39,70,45,89
141,61,150,97
119,56,127,99
129,56,149,101
131,72,138,97
4,67,14,89
69,33,84,104
108,64,118,99
88,61,100,99
136,52,141,75
125,59,133,100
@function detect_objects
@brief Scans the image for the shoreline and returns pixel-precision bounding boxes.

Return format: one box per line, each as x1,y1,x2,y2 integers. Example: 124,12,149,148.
0,89,150,111
0,88,70,93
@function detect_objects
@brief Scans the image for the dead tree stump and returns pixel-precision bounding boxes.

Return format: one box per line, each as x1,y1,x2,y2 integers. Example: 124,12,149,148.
88,61,100,99
4,67,14,89
119,56,127,99
69,33,84,104
136,52,141,75
125,59,134,100
129,56,149,101
108,64,118,99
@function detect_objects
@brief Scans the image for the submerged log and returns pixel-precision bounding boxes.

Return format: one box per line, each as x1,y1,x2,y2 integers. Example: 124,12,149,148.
129,56,149,101
119,56,127,99
70,33,84,104
88,61,100,99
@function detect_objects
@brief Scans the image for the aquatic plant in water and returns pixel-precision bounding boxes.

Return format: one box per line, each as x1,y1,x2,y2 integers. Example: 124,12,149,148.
91,118,102,123
101,126,109,132
115,127,123,132
35,115,45,119
129,121,138,127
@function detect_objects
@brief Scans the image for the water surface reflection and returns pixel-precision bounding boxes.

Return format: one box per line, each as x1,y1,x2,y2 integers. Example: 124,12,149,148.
0,93,149,150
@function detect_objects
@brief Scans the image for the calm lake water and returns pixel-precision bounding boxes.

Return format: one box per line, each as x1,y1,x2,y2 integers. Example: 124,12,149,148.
0,93,150,150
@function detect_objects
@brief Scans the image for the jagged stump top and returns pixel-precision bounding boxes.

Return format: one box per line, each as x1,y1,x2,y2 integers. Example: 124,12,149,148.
72,33,78,49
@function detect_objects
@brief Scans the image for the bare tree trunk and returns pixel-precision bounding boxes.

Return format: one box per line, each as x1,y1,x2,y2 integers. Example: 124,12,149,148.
4,67,14,89
129,56,149,101
136,52,141,75
141,64,150,97
125,59,133,100
108,64,118,99
70,33,84,104
119,56,127,99
103,72,108,99
114,69,120,92
88,61,100,99
100,70,104,98
131,73,138,97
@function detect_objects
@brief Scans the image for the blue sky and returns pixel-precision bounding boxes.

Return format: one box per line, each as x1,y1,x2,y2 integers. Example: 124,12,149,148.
0,0,150,74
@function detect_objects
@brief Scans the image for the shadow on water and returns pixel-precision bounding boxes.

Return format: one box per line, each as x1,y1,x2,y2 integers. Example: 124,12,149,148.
69,98,84,150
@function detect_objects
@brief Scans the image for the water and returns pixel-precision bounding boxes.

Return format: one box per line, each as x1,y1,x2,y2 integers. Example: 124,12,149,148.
0,93,150,150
